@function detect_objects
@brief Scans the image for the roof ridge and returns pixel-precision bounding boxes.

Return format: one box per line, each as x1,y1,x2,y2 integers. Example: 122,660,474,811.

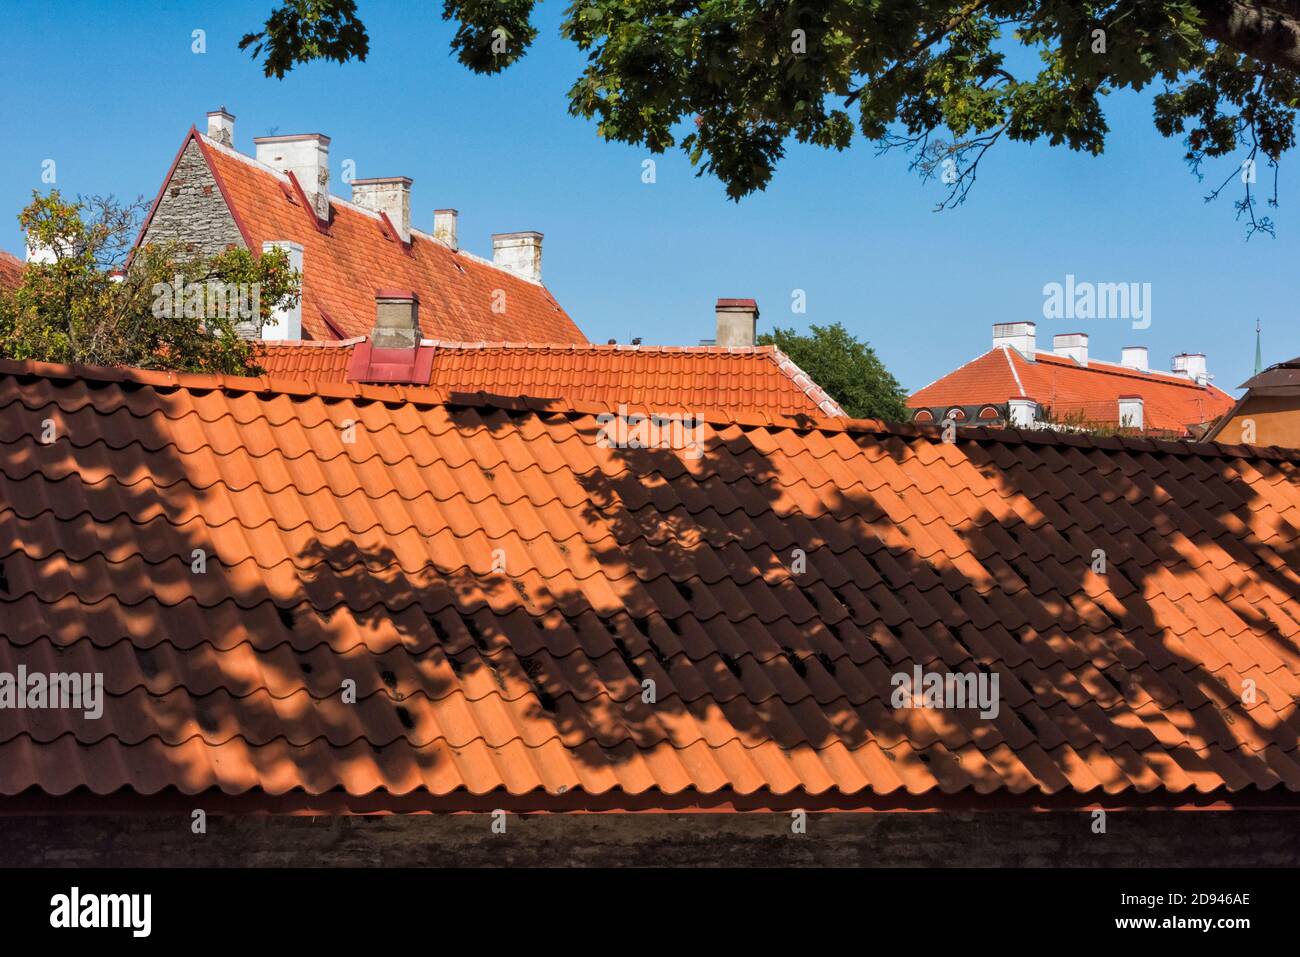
767,346,845,417
259,339,785,355
4,357,1294,461
1032,349,1231,395
200,131,550,290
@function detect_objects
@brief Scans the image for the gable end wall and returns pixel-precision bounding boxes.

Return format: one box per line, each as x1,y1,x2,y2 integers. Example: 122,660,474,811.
140,139,244,257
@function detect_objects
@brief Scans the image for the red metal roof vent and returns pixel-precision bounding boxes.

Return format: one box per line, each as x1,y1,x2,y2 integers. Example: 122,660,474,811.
346,339,436,385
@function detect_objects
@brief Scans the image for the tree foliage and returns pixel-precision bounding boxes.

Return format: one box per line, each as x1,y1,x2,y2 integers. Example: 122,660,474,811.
758,322,908,420
0,191,300,373
241,1,1300,230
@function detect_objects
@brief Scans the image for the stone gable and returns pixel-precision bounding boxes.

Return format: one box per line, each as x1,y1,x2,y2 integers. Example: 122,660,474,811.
140,139,244,257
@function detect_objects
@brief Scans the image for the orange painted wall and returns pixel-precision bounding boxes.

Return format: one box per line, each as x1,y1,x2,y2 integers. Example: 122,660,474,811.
1217,395,1300,448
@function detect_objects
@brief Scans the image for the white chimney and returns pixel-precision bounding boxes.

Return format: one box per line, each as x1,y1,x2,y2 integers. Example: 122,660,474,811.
993,322,1036,360
1052,332,1088,366
24,237,57,264
351,177,412,243
715,298,759,348
206,107,235,147
492,231,543,282
1171,352,1208,386
260,241,303,340
254,134,331,220
434,209,459,251
1007,396,1038,428
1118,395,1144,430
1120,346,1149,372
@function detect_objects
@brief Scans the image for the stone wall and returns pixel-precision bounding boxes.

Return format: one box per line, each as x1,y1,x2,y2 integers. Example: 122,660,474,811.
3,810,1297,867
140,140,244,258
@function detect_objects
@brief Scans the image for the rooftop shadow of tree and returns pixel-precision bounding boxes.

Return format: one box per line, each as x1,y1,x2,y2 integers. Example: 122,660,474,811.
2,371,1298,811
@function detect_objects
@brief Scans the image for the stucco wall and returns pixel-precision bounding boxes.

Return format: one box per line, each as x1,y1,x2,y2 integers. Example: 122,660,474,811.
1217,395,1300,449
3,811,1297,867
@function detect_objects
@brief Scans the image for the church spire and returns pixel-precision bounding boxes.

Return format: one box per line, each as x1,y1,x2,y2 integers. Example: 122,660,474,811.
1255,318,1263,376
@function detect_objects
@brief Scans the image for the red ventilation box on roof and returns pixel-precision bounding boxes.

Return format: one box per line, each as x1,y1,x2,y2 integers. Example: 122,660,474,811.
345,340,437,384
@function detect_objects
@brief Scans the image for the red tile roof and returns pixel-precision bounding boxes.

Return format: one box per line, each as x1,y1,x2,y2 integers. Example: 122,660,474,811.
909,348,1236,435
141,130,586,345
0,251,23,292
3,358,1300,812
254,340,845,417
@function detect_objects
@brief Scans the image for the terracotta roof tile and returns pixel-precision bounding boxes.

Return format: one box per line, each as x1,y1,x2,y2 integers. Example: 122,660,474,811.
910,348,1237,435
254,340,844,418
146,131,585,345
2,357,1299,811
0,251,23,292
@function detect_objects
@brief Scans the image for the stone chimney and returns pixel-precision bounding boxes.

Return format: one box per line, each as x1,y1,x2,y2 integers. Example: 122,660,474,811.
254,133,331,220
434,209,459,251
1119,395,1144,430
206,107,235,147
992,321,1036,360
492,232,543,282
371,290,420,349
1120,346,1149,372
1171,352,1209,386
351,177,412,243
1052,332,1088,366
260,241,303,340
715,298,759,347
1007,396,1038,428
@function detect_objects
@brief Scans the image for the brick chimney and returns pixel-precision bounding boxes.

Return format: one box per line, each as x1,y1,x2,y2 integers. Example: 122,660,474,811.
993,322,1036,360
206,107,235,147
371,290,420,349
492,232,543,282
434,209,459,251
351,177,412,243
254,133,331,220
715,298,759,347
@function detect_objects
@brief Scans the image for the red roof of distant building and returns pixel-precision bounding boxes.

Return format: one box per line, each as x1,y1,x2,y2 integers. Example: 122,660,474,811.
0,251,23,292
254,339,846,417
140,130,586,345
909,348,1236,435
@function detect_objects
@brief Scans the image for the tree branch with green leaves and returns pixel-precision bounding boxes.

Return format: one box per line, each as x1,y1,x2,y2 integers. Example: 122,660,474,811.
0,191,300,373
240,1,1300,232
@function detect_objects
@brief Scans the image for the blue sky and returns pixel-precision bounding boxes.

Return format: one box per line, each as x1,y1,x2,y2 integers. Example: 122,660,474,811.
0,1,1293,394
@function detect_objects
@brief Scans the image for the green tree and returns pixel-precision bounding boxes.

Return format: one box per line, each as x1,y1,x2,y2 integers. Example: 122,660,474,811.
759,322,908,420
0,191,299,373
242,1,1299,231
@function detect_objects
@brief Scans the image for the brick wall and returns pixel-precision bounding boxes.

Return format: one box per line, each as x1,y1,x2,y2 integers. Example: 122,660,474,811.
3,811,1297,867
140,140,243,257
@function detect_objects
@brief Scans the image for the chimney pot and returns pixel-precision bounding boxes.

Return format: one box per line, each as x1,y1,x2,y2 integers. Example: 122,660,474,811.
1052,332,1088,366
206,107,236,147
371,290,421,349
352,177,413,243
254,133,331,220
434,209,459,251
1118,395,1144,431
992,322,1036,360
715,298,759,348
491,231,543,282
1120,345,1149,372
